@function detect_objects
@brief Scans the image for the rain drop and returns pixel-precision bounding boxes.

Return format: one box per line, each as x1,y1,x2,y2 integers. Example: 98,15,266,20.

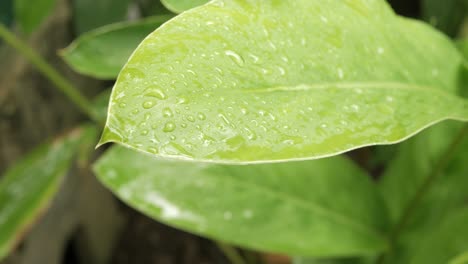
377,47,385,54
198,113,206,120
243,210,253,219
163,122,176,132
225,50,244,66
162,108,173,117
145,89,167,100
223,211,232,220
338,68,344,79
142,101,155,109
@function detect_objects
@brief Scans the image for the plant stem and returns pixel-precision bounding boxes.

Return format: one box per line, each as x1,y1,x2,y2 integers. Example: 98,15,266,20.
376,123,468,263
216,242,247,264
0,23,100,123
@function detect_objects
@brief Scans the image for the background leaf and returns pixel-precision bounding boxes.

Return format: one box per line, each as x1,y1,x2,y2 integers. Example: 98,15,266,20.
61,15,172,79
94,146,389,257
293,257,372,264
422,0,467,37
161,0,209,13
0,125,97,260
72,0,130,34
101,0,468,164
409,208,468,264
14,0,56,34
0,0,13,27
378,121,468,263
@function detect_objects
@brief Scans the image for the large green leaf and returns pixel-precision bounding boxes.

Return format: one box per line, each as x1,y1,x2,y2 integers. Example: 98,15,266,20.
72,0,130,34
100,0,468,164
161,0,209,13
14,0,56,34
94,146,389,257
61,15,172,79
0,125,97,260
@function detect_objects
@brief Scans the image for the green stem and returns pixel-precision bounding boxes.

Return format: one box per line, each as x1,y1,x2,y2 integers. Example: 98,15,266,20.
0,23,100,123
216,242,247,264
376,123,468,263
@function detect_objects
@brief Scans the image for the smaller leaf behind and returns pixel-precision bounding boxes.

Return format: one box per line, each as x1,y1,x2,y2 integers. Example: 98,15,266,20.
94,146,390,257
378,121,468,263
161,0,210,13
0,125,97,261
14,0,56,34
422,0,467,37
410,208,468,264
61,15,172,79
72,0,130,34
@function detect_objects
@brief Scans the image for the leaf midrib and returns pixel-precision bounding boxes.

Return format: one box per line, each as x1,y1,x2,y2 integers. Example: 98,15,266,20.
240,81,458,96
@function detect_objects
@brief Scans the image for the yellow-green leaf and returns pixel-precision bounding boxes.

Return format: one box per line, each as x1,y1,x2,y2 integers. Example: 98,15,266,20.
101,0,468,164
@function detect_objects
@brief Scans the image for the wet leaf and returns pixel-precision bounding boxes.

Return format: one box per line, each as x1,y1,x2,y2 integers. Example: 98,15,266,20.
100,0,468,164
0,125,97,260
161,0,209,13
94,146,389,257
61,15,172,79
14,0,56,34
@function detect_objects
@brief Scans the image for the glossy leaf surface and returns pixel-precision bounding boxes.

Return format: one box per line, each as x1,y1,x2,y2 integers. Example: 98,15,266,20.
0,125,97,260
101,0,468,164
14,0,56,33
161,0,209,13
94,146,389,257
62,15,172,79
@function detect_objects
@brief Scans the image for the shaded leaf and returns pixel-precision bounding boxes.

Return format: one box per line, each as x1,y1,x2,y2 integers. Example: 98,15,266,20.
293,257,372,264
94,146,389,257
14,0,56,34
72,0,130,34
136,0,172,17
422,0,467,37
0,125,97,260
100,0,468,164
161,0,209,13
0,0,13,26
449,251,468,264
92,89,112,122
62,15,172,79
410,208,468,264
378,121,468,263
